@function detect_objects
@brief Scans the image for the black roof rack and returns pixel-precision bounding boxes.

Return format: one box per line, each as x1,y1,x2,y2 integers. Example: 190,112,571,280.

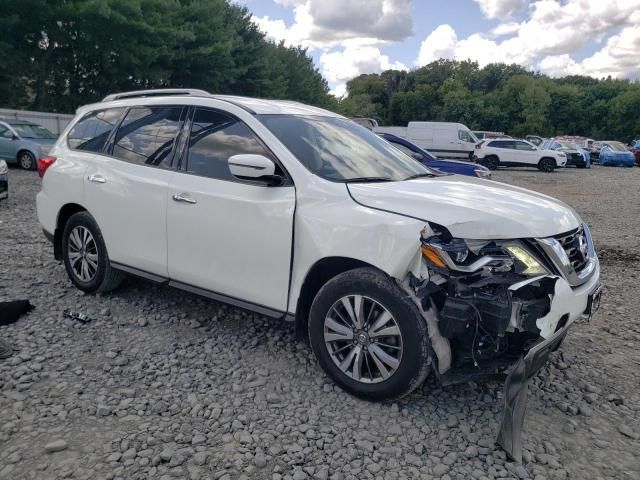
102,89,211,102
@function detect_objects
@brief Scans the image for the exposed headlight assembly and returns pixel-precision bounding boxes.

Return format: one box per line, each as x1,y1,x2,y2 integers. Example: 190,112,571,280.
0,160,7,175
422,237,548,277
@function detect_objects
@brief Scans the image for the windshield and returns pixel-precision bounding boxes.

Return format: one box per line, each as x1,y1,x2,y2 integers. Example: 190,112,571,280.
259,115,436,182
11,123,56,139
605,142,627,152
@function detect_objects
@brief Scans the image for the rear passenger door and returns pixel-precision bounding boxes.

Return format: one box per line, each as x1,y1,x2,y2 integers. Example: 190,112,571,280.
166,107,295,313
82,105,186,276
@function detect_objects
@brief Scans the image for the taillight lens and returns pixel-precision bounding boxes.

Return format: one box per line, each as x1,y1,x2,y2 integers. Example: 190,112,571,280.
475,143,481,149
38,156,57,178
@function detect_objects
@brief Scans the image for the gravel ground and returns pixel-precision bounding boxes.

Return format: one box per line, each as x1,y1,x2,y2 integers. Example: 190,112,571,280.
1,165,639,480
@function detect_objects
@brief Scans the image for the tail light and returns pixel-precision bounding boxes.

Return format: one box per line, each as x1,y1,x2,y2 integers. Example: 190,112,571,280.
475,143,481,149
38,156,57,178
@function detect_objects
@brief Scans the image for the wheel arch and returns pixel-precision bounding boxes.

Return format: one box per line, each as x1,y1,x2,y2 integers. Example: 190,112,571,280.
293,256,380,341
54,203,88,260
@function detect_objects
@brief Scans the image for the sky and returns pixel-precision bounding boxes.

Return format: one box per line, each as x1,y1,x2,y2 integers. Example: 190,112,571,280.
237,0,640,97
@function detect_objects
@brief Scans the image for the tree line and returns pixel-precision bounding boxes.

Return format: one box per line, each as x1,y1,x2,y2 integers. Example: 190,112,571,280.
0,0,333,113
337,60,640,142
1,2,638,142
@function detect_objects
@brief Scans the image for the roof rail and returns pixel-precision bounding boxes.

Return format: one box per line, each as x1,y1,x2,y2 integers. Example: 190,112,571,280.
102,89,211,102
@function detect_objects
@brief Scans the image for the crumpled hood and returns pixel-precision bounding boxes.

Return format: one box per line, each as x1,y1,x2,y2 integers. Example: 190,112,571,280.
348,176,581,239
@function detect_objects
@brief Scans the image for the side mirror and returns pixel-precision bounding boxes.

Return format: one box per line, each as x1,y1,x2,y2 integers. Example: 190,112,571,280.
11,134,18,141
228,154,282,186
411,152,424,161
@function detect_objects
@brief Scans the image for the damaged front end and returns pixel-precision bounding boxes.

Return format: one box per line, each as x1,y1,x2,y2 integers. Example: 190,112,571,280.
403,223,600,461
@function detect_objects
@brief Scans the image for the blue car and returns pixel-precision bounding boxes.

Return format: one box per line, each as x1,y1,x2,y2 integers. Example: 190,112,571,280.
379,133,491,179
0,119,57,170
598,141,636,167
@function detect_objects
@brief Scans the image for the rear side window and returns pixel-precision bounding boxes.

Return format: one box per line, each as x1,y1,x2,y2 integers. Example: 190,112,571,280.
112,106,183,168
489,140,514,149
186,108,273,181
67,108,125,152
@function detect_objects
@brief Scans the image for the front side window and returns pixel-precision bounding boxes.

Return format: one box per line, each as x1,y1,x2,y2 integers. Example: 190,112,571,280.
390,142,418,158
259,115,433,182
0,126,11,138
186,108,274,180
515,141,535,151
458,129,475,143
112,106,183,167
68,108,125,152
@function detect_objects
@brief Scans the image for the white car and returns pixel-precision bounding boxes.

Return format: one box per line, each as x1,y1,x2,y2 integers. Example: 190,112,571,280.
474,138,567,172
36,89,601,403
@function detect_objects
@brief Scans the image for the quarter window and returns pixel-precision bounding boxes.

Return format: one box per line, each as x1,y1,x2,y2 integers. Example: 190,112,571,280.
186,108,273,181
67,108,125,152
112,106,183,167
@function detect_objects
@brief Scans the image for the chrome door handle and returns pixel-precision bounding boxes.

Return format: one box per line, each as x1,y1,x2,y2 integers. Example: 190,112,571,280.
172,193,197,204
87,174,106,184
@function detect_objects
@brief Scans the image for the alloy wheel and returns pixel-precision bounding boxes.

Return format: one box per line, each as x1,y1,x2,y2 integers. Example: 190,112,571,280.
323,295,403,384
67,226,99,282
19,152,34,170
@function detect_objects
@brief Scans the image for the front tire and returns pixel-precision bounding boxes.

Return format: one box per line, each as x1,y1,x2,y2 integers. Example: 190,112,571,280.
538,157,556,172
62,212,124,293
18,151,36,170
308,268,431,401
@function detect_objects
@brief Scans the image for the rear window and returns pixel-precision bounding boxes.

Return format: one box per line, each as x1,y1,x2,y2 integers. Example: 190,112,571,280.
68,108,125,152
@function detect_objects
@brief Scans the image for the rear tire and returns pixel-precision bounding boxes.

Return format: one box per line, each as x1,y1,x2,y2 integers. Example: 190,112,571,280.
482,156,499,170
62,212,124,293
308,268,431,401
17,151,36,170
538,157,556,172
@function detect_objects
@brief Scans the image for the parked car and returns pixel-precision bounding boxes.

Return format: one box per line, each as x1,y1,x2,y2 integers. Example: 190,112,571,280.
629,139,640,166
0,160,7,201
375,122,479,159
473,131,510,140
378,133,491,179
0,119,57,170
474,138,567,171
37,89,601,404
598,141,636,167
541,139,589,168
525,135,545,146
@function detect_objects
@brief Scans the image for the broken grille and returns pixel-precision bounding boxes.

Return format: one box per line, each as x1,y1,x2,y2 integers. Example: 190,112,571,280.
553,227,589,273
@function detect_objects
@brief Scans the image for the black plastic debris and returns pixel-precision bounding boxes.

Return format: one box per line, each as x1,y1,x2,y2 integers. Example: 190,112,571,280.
0,300,35,326
63,309,94,324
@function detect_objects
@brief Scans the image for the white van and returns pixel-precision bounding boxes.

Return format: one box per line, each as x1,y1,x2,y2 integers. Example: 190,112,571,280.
375,122,479,159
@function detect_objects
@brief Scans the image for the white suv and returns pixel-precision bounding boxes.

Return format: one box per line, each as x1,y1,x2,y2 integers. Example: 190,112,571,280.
475,138,567,172
37,89,600,402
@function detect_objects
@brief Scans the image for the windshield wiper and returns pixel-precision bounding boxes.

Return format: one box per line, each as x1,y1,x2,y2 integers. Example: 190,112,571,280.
344,177,394,183
404,173,437,180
